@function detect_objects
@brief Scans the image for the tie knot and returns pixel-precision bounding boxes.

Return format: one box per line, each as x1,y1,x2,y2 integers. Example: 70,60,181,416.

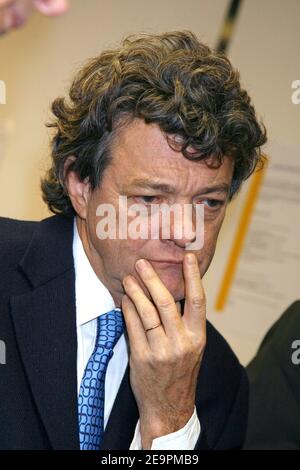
96,309,124,352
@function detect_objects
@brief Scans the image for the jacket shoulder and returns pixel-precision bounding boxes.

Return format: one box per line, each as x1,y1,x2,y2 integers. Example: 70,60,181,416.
0,217,37,255
0,217,38,277
256,300,300,353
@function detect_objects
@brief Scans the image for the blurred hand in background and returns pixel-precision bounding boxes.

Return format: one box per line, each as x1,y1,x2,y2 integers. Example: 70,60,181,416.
0,0,69,35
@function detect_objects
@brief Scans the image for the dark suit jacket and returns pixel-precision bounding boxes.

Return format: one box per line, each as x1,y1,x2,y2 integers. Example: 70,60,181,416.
0,215,248,450
244,301,300,449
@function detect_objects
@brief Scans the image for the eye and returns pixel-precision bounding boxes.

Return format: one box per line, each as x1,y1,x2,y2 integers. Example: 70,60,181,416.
197,199,225,209
134,196,159,205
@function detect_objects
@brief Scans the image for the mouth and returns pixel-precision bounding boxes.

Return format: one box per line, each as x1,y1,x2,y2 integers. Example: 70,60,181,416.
149,259,183,266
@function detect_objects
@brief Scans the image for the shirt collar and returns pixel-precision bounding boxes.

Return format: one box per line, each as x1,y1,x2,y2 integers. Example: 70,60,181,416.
73,219,120,327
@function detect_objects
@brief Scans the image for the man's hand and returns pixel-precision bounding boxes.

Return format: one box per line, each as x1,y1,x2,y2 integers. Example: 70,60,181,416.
0,0,69,36
122,252,206,450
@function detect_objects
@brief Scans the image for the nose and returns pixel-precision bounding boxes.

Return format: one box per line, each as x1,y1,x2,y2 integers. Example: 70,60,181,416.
159,202,200,249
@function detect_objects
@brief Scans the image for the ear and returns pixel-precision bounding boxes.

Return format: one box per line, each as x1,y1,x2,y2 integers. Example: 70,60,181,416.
64,158,90,219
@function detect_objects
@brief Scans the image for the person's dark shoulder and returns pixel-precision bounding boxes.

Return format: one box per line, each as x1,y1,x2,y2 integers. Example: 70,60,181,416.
0,216,37,239
245,302,300,449
247,301,300,381
257,301,300,353
0,217,37,264
0,217,38,293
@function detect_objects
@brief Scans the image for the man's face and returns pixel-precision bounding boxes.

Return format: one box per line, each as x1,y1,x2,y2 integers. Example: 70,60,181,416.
75,118,233,306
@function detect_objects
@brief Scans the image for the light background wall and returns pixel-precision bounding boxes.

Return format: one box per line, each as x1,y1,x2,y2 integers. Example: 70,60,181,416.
0,0,299,364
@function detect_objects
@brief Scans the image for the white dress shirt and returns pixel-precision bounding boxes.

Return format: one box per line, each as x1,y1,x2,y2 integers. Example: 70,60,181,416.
73,221,200,449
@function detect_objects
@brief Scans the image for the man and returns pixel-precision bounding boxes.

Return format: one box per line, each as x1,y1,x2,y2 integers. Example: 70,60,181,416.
0,0,69,35
0,31,266,450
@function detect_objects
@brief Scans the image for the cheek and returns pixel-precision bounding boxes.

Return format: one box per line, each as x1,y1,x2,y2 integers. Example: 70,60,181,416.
200,218,224,270
204,219,220,246
204,210,226,243
104,238,150,274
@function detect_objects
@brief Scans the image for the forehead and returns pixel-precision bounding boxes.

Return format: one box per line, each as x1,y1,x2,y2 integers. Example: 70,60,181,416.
109,118,233,191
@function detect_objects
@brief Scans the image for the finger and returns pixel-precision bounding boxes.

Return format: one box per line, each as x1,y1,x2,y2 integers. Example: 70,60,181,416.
0,1,23,33
0,8,11,34
0,0,32,34
0,0,14,10
176,301,182,315
33,0,69,16
183,253,206,332
135,259,183,338
121,294,149,356
123,275,165,347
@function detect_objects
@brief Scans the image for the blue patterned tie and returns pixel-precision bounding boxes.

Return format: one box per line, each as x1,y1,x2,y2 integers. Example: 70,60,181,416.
78,309,124,450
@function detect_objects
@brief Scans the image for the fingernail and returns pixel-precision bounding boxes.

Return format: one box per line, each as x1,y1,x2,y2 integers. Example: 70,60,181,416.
123,275,136,286
186,253,195,265
136,259,148,272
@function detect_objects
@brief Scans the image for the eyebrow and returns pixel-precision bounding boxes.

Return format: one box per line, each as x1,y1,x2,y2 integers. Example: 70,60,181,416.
127,178,230,196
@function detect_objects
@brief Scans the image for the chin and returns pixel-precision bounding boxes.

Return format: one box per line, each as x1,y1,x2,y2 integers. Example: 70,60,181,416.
173,290,185,304
157,270,185,302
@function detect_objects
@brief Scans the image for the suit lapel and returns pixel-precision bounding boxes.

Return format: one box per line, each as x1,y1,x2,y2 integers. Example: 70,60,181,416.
10,215,79,450
101,364,139,450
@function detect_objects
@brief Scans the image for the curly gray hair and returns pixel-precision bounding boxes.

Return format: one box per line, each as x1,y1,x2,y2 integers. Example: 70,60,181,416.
41,30,267,215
